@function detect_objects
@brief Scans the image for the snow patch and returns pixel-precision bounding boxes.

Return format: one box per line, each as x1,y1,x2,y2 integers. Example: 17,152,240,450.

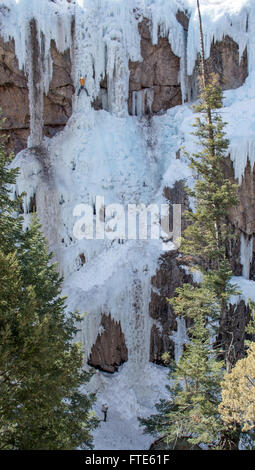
230,276,255,306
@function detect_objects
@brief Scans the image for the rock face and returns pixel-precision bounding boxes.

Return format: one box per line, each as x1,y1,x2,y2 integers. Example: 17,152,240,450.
43,41,74,139
149,170,252,365
0,37,29,154
189,35,248,100
218,301,250,366
129,19,182,115
149,251,191,364
0,18,248,151
208,36,248,90
228,160,255,236
88,314,128,373
0,36,73,153
149,181,191,364
225,156,255,280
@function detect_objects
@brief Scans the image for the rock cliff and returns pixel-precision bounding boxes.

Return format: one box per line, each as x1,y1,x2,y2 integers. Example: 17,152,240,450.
0,36,73,153
0,3,253,374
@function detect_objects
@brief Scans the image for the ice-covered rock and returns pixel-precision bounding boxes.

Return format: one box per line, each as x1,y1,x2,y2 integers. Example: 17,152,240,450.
2,0,255,450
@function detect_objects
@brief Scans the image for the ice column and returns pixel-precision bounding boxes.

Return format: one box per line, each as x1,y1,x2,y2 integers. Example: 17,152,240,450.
26,19,45,147
132,88,154,117
240,233,253,280
169,317,188,362
107,40,129,117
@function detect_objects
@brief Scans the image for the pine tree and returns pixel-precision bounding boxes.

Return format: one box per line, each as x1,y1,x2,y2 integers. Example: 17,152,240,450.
183,81,238,272
0,115,99,449
0,249,38,449
0,115,24,253
140,289,223,449
140,24,240,449
15,216,99,450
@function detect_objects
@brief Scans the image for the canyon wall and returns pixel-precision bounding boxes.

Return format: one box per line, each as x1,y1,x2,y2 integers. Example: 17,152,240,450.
0,5,253,373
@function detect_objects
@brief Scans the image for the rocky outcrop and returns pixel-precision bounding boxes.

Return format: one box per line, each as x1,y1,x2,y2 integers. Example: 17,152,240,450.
0,37,29,154
189,35,248,100
0,36,73,153
218,300,250,366
88,314,128,373
43,41,74,138
128,19,182,115
208,36,248,90
224,156,255,279
128,18,248,115
149,250,191,364
149,173,253,365
92,18,182,115
228,159,255,236
149,181,191,364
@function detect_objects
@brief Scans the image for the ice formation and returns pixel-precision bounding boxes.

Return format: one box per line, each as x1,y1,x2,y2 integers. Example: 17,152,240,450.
230,276,255,306
132,89,154,117
240,232,253,279
169,317,189,362
1,0,255,449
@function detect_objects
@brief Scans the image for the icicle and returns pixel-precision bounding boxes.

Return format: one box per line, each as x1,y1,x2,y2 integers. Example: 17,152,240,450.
240,232,253,280
229,139,255,184
145,87,154,114
133,90,144,117
132,91,137,116
169,317,188,362
26,19,44,147
137,89,144,116
107,41,129,117
132,88,154,117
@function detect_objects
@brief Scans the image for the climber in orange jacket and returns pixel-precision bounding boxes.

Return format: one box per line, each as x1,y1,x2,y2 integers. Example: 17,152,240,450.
77,75,89,97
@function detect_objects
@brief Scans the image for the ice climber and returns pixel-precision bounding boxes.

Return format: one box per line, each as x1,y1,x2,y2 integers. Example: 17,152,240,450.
102,403,108,422
77,75,89,97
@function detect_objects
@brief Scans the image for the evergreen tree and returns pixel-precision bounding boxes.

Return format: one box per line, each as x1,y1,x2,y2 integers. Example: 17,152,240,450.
0,116,99,449
16,217,99,450
0,249,38,449
0,115,23,253
140,289,223,448
140,68,239,450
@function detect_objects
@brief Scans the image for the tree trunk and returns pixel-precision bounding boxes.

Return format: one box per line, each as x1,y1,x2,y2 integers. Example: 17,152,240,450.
196,0,215,155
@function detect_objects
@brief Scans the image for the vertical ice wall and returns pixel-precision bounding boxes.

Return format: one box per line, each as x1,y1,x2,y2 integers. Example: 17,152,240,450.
72,0,141,117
